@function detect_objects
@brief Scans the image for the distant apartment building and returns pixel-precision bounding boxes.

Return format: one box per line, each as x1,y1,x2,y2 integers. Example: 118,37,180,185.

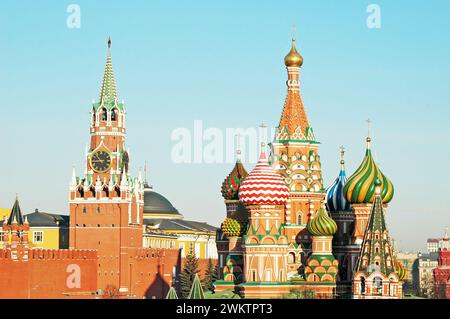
427,238,447,253
412,252,438,298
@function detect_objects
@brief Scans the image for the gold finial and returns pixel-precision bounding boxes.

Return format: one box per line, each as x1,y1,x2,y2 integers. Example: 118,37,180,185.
284,29,303,67
108,36,111,49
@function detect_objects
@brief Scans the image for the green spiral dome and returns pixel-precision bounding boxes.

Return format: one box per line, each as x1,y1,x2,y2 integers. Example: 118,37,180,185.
343,141,394,204
221,160,248,200
307,207,338,236
221,218,242,237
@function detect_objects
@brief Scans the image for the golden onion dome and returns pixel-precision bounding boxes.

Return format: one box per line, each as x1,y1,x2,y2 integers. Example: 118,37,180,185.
343,137,394,204
284,38,303,67
307,207,338,236
394,260,407,281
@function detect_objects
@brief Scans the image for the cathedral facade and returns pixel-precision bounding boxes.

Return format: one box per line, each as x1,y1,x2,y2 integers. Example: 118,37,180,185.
215,36,406,299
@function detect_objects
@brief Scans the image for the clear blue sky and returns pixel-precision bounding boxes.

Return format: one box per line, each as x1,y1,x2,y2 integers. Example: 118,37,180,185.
0,0,449,252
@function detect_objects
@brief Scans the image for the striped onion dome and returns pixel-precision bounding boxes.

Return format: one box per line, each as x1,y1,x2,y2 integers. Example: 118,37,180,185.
343,137,394,204
221,158,248,200
307,207,338,236
394,260,407,281
238,149,289,205
326,150,351,212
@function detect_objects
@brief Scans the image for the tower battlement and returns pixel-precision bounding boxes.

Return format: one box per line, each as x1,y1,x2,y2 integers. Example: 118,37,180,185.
0,248,97,260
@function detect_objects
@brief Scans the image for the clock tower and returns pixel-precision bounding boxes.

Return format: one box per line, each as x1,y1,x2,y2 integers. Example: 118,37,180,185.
69,38,145,294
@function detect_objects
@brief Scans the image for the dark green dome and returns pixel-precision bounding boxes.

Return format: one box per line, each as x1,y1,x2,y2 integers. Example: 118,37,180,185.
143,186,181,216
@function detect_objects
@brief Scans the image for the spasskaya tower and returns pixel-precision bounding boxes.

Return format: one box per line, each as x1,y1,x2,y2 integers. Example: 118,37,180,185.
69,38,145,294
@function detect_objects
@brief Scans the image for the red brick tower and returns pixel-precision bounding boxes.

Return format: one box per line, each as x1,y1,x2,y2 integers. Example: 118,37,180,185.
2,196,30,260
433,229,450,299
69,38,145,295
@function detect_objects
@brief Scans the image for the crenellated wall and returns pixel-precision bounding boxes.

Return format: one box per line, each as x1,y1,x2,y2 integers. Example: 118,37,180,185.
0,248,98,299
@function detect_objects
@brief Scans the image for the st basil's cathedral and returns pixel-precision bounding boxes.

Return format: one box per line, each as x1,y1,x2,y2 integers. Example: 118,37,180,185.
215,35,407,299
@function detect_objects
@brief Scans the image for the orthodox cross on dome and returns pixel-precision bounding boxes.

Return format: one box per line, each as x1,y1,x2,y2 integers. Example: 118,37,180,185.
340,145,345,167
366,118,372,147
259,123,267,149
235,134,242,159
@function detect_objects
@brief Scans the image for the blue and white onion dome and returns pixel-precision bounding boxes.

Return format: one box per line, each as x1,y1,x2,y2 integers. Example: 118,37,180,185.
326,147,351,212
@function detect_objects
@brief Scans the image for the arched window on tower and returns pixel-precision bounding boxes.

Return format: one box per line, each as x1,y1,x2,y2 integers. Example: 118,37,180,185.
297,213,302,225
288,252,295,264
101,108,107,121
360,277,366,294
111,108,117,121
373,277,383,295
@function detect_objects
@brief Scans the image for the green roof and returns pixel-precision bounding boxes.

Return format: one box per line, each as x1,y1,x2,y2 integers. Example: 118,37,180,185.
93,38,124,111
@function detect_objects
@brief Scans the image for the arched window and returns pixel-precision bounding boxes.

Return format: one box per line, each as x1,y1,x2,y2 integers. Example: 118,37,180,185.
373,277,383,295
101,108,107,121
297,213,302,224
111,108,117,121
360,277,366,294
288,252,295,264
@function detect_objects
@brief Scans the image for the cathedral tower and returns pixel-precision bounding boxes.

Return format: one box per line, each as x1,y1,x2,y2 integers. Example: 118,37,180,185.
304,205,339,297
343,134,394,244
69,39,145,294
215,147,248,290
326,148,359,296
238,144,290,298
352,179,401,299
270,35,324,248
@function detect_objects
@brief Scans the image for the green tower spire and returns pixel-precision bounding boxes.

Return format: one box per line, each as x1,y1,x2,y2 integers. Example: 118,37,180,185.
188,273,205,299
165,286,178,299
355,179,396,276
93,37,124,111
99,37,117,104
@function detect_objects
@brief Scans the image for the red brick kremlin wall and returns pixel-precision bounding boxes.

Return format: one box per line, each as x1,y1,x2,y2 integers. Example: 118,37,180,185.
0,249,97,299
0,247,181,299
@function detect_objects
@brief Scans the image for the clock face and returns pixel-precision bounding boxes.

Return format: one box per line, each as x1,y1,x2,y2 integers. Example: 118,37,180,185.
90,150,112,173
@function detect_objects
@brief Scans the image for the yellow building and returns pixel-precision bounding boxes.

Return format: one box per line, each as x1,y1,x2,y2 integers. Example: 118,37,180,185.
0,208,9,221
25,209,69,249
0,199,69,249
142,184,217,260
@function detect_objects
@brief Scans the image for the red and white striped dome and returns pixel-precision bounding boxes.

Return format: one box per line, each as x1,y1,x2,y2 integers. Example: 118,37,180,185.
239,151,289,205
